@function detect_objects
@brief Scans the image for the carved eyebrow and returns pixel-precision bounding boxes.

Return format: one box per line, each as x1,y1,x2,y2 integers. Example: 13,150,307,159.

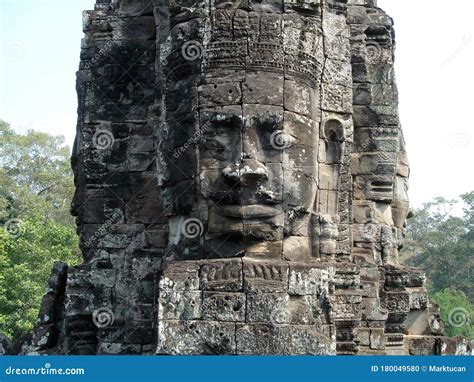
245,115,283,131
204,115,242,129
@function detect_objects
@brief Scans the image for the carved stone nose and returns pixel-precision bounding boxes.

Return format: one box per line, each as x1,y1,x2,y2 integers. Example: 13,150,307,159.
223,159,269,185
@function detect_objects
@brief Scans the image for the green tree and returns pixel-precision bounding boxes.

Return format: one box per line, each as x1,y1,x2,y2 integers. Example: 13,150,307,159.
0,120,75,225
432,289,473,339
402,193,473,303
402,193,473,339
0,120,80,340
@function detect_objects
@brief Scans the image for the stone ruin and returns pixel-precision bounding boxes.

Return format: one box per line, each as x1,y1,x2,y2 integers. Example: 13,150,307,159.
7,0,472,355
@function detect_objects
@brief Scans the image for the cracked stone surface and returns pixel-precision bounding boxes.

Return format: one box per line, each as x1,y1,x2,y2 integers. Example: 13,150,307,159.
11,0,471,355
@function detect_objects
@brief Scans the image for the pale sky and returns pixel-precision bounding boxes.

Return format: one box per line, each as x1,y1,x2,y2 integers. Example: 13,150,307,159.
0,0,473,208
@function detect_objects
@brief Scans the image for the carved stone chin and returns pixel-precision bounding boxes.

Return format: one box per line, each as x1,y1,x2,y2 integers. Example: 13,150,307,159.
15,0,471,356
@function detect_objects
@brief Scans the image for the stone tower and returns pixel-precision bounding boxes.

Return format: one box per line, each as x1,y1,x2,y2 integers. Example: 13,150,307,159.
18,0,471,355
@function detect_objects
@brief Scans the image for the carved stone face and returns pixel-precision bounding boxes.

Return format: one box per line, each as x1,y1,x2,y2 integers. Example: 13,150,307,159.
162,70,320,259
162,5,324,260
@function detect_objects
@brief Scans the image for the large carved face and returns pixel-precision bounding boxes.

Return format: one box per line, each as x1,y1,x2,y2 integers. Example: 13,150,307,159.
161,3,325,260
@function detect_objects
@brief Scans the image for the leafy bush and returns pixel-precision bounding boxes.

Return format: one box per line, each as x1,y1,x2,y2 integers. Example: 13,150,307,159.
432,289,473,339
402,193,473,339
0,120,80,341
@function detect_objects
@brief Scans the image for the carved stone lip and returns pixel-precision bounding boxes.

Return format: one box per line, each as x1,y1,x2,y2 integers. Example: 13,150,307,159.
218,205,282,218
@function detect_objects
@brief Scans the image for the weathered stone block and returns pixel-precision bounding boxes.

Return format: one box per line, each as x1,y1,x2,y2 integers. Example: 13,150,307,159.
288,264,331,296
407,336,436,355
243,72,284,105
160,261,200,291
158,290,201,320
330,293,362,321
202,292,246,322
289,295,326,325
382,291,410,314
98,342,142,355
358,328,370,346
200,259,243,292
125,320,154,343
284,80,319,120
408,288,429,310
369,328,385,350
28,325,59,351
236,324,335,355
157,321,236,355
246,293,290,323
436,337,472,355
199,82,242,107
243,260,288,293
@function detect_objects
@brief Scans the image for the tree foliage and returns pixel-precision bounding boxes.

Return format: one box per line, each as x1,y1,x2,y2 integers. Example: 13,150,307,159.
402,193,473,339
0,120,80,340
432,289,473,339
0,120,75,225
